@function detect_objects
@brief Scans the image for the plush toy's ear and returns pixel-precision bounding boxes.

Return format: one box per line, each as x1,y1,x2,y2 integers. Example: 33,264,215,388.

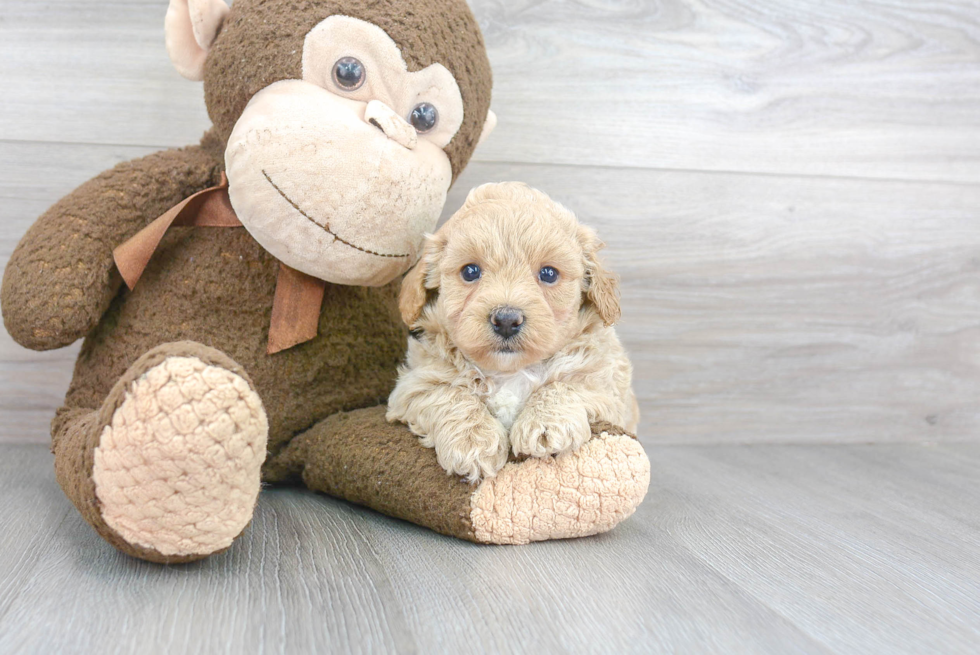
165,0,229,81
477,110,497,147
579,225,621,327
399,234,446,326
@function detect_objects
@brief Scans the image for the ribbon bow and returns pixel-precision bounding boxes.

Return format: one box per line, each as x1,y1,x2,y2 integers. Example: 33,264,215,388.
112,174,327,354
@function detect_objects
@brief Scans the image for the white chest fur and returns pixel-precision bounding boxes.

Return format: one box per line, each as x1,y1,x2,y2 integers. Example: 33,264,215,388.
481,364,548,430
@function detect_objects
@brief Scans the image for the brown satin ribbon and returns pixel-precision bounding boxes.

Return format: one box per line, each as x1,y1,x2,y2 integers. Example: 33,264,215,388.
266,263,326,354
112,174,326,355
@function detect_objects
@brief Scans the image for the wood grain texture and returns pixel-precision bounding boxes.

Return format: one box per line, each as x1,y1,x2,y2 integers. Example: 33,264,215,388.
0,442,977,654
2,0,979,182
0,1,207,149
475,0,980,182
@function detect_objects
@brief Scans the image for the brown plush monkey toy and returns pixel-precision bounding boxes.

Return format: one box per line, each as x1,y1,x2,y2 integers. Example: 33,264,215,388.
1,0,650,563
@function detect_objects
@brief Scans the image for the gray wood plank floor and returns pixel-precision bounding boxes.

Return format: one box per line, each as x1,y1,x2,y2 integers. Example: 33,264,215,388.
0,442,977,654
2,1,979,652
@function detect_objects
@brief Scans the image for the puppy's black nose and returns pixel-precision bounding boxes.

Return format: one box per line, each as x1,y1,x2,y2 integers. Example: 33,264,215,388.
490,307,524,339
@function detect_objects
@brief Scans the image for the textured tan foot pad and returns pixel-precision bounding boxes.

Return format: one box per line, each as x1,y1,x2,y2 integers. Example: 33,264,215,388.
470,432,650,544
92,356,268,558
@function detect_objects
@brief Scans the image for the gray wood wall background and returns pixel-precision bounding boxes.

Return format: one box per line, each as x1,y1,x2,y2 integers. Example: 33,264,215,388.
2,0,979,446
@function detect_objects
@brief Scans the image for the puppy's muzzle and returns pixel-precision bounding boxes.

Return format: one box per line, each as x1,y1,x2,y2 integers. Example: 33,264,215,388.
490,306,525,340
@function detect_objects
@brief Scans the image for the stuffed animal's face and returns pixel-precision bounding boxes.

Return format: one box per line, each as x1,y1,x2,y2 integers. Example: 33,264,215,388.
224,17,462,285
165,0,495,286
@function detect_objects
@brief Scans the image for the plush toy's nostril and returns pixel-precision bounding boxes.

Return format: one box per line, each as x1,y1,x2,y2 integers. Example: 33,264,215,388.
490,307,525,339
364,100,417,150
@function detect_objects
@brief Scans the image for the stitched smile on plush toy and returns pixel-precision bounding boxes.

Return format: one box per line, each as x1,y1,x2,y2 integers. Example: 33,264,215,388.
261,170,411,260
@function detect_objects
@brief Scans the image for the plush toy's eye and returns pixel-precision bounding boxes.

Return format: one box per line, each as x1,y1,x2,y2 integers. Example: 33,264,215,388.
539,266,559,284
461,263,482,282
410,103,439,133
332,57,365,90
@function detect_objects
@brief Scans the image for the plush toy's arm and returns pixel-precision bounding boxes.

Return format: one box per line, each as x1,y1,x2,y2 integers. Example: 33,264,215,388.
1,146,221,350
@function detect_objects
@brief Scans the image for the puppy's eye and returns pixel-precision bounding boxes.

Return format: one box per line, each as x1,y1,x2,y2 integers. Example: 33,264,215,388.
333,57,365,90
539,266,559,284
410,103,438,133
461,264,482,282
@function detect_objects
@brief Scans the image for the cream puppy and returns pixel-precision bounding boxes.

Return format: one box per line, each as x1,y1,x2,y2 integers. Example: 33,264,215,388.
386,182,639,482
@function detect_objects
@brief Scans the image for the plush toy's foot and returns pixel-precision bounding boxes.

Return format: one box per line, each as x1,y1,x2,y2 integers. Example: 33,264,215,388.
267,407,650,544
53,342,268,563
468,423,650,544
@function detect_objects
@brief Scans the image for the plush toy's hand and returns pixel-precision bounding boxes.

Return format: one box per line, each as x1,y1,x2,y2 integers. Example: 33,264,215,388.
1,146,219,350
510,385,592,459
423,411,510,483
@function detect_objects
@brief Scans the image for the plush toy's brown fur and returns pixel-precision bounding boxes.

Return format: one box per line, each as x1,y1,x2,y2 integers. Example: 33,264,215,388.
1,0,649,562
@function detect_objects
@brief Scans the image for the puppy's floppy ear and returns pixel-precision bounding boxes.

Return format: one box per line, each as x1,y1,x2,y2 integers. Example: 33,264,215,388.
578,225,621,326
399,233,445,326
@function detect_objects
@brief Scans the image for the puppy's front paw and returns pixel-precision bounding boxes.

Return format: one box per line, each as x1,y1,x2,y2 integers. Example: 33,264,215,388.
427,417,509,483
511,402,591,459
